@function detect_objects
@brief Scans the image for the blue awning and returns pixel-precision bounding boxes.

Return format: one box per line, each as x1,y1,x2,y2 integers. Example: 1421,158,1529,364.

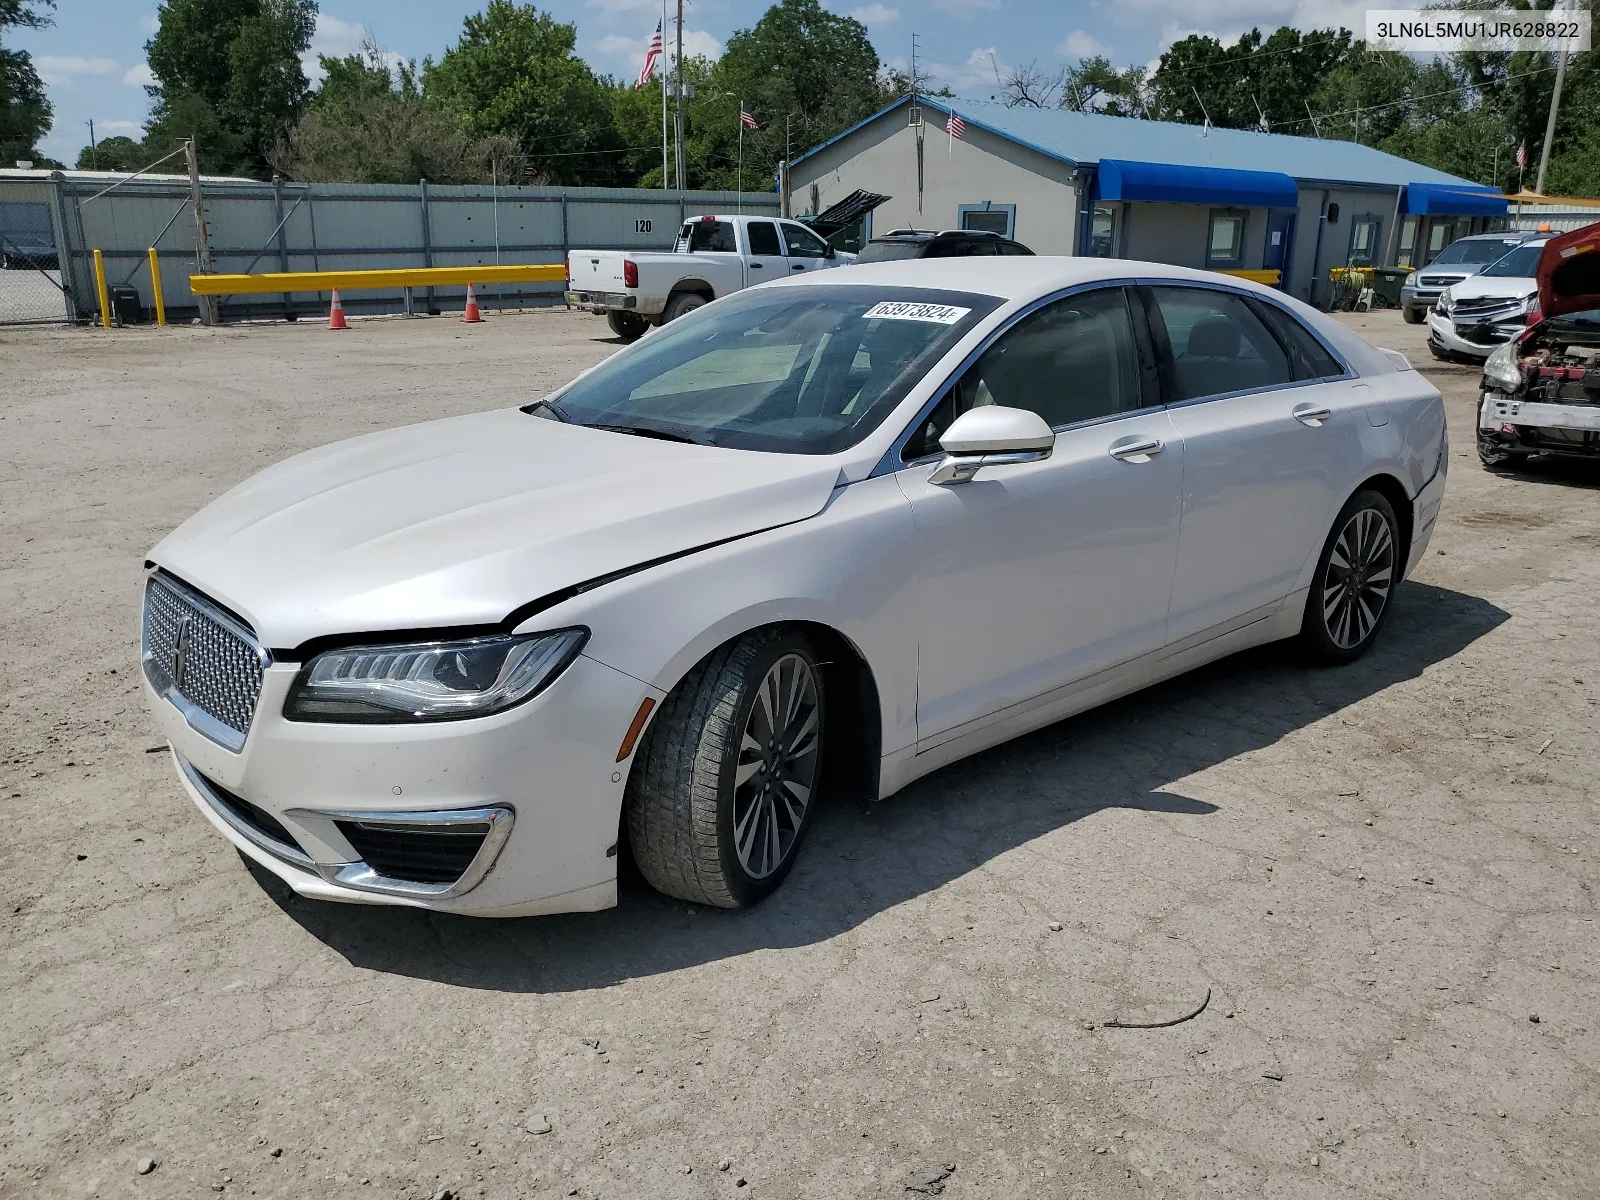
1097,159,1300,208
1403,183,1508,216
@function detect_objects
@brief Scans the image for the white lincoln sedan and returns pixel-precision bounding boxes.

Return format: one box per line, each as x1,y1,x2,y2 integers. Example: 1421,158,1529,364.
141,259,1447,916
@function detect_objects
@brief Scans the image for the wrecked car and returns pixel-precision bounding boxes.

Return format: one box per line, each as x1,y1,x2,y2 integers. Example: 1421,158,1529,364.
1478,222,1600,470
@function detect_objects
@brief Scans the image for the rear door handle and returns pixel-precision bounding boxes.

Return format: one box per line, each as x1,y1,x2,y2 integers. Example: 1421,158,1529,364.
1293,403,1332,427
1108,437,1164,462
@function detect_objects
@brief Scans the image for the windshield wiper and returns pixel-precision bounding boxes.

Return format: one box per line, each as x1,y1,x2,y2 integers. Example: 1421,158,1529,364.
521,398,569,421
585,422,707,445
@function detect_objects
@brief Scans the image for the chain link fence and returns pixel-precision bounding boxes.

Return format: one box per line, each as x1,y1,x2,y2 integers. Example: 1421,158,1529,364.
0,198,69,324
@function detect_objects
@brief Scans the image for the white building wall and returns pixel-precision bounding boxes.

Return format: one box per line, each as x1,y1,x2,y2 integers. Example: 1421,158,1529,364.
790,117,1081,255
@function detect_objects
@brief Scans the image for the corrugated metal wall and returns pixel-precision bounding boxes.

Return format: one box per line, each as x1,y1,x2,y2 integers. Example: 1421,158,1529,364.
35,172,778,324
1505,204,1600,234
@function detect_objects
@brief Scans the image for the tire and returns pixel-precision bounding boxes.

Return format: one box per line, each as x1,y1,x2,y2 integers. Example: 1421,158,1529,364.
661,290,708,324
606,310,648,341
625,627,825,908
1478,433,1531,471
1299,489,1401,666
1403,307,1425,325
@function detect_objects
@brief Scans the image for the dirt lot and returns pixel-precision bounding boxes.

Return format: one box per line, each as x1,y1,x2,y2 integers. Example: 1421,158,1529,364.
3,306,1598,1200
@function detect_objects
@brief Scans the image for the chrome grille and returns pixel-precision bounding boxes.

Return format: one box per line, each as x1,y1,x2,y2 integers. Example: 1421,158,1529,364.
1419,273,1467,288
1453,296,1522,320
142,573,268,751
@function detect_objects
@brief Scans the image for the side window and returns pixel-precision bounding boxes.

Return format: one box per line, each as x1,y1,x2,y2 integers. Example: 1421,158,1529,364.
1251,301,1345,380
1148,287,1294,401
902,288,1142,461
962,240,999,256
780,221,830,258
746,221,782,257
998,241,1033,256
1206,211,1245,267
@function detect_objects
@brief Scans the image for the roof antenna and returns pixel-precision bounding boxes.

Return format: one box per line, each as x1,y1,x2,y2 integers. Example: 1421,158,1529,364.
1252,94,1269,133
1305,99,1321,138
1191,85,1211,137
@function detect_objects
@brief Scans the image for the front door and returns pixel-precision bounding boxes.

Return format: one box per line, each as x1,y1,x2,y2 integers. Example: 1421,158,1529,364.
779,220,833,274
1264,209,1296,288
895,287,1185,742
743,220,788,286
1144,285,1365,645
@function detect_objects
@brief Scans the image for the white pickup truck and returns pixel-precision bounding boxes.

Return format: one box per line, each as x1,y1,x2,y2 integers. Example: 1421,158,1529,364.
566,214,848,340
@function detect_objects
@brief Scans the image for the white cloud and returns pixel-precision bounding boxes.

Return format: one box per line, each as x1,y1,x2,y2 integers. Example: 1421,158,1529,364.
92,120,142,136
592,26,720,72
925,46,1002,91
140,13,160,33
930,0,999,16
1108,0,1371,39
850,4,900,26
33,56,120,86
679,29,723,61
586,0,660,13
301,13,403,85
1058,30,1110,59
123,62,155,88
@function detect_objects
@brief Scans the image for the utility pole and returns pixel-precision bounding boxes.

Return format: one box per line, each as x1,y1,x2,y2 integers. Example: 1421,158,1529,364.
673,0,686,190
780,114,792,218
912,33,924,214
86,120,98,169
185,137,218,326
1535,0,1571,195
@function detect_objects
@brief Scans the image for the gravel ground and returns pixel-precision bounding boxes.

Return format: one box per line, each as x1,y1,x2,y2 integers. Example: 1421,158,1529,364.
2,307,1598,1200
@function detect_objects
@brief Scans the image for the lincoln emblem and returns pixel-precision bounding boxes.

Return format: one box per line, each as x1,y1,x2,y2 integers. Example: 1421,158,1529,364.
170,616,192,689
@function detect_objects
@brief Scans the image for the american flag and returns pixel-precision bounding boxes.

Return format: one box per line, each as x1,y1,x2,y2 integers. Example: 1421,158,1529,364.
634,19,662,89
947,111,966,139
740,104,758,130
1516,140,1527,170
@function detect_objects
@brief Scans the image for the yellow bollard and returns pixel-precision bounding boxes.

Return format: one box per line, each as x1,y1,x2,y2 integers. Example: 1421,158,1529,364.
93,248,111,328
147,247,166,327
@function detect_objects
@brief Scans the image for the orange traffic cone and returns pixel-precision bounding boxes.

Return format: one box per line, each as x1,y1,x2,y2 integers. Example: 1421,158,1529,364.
462,283,482,323
327,288,348,330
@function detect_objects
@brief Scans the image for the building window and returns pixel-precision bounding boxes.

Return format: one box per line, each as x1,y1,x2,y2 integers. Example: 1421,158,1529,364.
1206,211,1246,267
1348,214,1382,265
1087,203,1118,257
958,202,1015,238
1397,215,1419,269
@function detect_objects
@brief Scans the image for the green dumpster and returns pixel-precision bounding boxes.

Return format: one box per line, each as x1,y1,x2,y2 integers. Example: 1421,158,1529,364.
1368,267,1407,309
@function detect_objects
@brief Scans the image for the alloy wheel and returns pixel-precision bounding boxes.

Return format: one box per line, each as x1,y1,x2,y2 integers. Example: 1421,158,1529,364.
1321,507,1395,650
733,652,821,879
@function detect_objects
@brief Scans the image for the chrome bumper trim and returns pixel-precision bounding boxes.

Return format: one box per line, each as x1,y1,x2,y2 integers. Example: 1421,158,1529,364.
285,805,516,900
181,757,316,871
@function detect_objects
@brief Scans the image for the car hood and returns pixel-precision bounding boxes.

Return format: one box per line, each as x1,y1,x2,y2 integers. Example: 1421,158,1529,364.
150,409,842,651
1447,274,1537,301
1537,222,1600,322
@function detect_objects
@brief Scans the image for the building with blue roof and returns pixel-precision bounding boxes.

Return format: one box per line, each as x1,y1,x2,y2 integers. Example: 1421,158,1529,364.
787,95,1508,306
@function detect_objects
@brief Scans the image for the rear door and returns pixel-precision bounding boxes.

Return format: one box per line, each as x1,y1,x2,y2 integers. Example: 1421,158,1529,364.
1145,285,1365,645
744,219,788,287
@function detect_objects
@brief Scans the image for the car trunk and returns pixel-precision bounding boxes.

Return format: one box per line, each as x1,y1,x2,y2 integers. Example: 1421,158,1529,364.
568,251,628,293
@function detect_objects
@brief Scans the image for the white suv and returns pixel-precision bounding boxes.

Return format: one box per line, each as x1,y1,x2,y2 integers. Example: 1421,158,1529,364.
1427,238,1547,361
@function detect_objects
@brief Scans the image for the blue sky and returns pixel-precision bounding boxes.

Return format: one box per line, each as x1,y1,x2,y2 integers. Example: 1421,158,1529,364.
15,0,1371,166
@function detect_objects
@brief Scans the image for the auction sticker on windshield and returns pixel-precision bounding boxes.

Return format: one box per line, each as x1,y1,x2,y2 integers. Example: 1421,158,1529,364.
862,301,972,324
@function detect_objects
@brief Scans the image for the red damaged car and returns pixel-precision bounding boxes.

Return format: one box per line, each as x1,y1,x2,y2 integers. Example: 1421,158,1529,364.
1478,222,1600,469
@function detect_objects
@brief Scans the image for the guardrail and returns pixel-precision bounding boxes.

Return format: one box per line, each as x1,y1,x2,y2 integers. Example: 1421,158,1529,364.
186,263,568,296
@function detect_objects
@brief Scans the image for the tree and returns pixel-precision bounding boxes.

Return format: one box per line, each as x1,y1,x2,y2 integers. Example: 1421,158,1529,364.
1150,27,1357,131
273,41,518,183
683,0,896,191
1060,56,1147,116
0,0,52,164
999,60,1064,109
142,0,317,176
423,2,626,186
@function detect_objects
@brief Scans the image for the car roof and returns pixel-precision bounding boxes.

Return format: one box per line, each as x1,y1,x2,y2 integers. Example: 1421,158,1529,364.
766,255,1282,302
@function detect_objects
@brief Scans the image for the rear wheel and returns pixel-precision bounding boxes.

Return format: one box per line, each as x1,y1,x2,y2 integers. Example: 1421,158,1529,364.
1299,489,1400,665
625,628,825,908
661,290,708,324
605,310,648,341
1403,307,1425,325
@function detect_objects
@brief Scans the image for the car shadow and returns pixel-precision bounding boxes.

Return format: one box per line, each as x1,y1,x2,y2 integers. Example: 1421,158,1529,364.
1491,454,1600,492
250,580,1508,992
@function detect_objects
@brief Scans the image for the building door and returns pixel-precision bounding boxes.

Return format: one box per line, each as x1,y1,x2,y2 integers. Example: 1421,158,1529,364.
1264,210,1296,288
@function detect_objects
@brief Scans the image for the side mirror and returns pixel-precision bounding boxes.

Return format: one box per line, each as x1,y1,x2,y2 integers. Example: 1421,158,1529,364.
929,405,1054,485
824,244,836,259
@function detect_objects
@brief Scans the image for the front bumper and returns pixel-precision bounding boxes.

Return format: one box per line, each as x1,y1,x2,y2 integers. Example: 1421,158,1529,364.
1480,389,1600,454
1400,285,1441,314
143,653,659,916
1427,310,1523,360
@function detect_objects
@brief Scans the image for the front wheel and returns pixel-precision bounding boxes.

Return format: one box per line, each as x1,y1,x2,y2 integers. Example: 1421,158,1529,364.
625,628,825,908
1403,307,1425,325
1299,489,1400,665
606,310,648,341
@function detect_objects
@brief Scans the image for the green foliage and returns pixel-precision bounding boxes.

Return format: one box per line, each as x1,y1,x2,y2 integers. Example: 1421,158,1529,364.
1061,57,1146,116
142,0,317,177
0,0,51,163
275,41,517,183
1150,27,1358,130
423,1,626,185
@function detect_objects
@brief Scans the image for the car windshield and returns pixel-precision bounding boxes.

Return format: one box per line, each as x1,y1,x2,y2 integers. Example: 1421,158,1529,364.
1480,244,1546,277
1431,238,1523,266
533,285,1001,454
854,241,927,263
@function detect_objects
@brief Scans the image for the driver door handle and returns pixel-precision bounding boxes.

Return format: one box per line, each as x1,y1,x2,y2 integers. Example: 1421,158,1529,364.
791,263,806,271
1108,437,1164,462
1293,403,1332,427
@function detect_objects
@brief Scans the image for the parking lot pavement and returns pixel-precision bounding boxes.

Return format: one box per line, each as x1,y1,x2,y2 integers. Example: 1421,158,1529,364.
2,308,1598,1199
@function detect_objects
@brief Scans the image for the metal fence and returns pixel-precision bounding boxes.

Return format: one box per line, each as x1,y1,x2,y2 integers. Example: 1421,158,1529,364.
1505,202,1600,235
0,170,779,325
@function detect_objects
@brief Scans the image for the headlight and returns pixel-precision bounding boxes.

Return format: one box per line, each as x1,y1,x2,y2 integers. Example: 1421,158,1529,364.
1437,287,1455,313
1482,339,1522,392
284,629,587,723
1404,271,1417,287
